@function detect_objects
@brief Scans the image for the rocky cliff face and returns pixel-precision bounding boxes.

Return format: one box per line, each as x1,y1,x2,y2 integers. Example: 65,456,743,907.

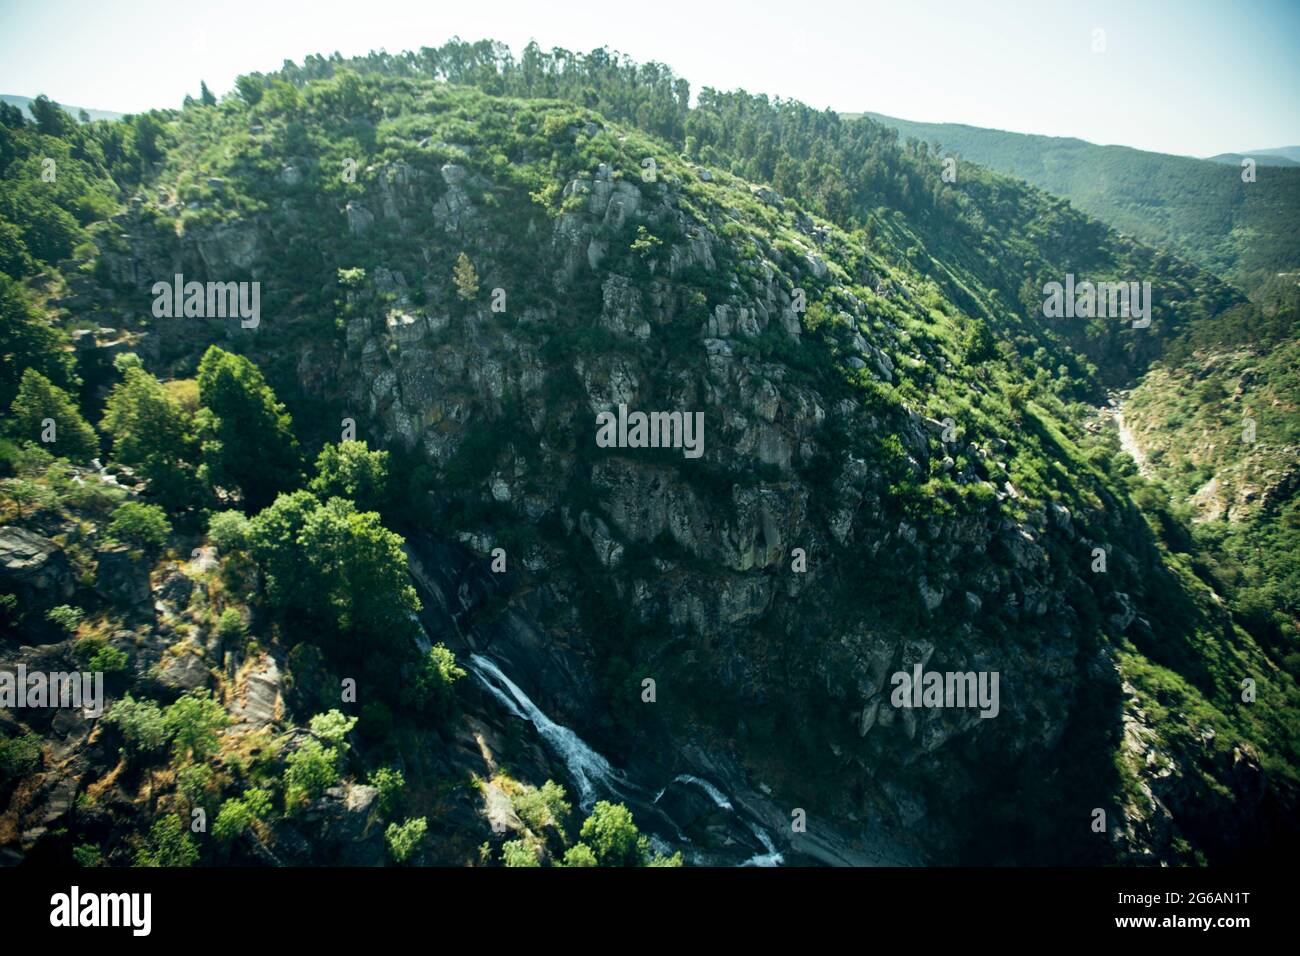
11,78,1295,866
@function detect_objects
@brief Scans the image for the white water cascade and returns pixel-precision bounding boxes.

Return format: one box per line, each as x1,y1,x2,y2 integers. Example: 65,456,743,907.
467,653,630,809
658,774,783,867
468,651,784,866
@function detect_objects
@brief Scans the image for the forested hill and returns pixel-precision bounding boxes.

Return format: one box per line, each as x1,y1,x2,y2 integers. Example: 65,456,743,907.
855,111,1300,308
245,41,1272,387
1,40,1297,869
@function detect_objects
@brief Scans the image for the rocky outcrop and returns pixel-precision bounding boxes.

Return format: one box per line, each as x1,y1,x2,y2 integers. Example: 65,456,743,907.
0,527,75,616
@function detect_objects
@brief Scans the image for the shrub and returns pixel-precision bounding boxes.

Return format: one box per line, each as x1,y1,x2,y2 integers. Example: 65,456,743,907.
0,732,42,782
309,710,358,750
44,604,84,633
107,501,172,554
402,643,466,715
215,607,246,644
74,635,129,673
284,739,340,807
511,780,570,832
135,815,198,867
368,766,406,814
163,689,229,763
501,839,540,867
176,763,214,804
558,843,598,867
213,788,273,842
385,816,427,863
72,843,103,867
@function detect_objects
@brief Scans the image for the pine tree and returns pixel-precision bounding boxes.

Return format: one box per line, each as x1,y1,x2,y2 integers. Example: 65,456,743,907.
8,368,98,461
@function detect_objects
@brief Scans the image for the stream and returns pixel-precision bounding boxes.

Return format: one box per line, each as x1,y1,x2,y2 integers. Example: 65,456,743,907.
466,651,783,866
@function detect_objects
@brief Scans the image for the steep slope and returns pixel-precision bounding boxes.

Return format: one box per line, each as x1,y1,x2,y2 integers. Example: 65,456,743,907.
857,111,1300,307
2,53,1298,866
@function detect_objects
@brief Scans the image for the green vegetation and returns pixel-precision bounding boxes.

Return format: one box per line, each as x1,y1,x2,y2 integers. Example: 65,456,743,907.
0,37,1293,869
8,369,98,461
134,816,198,867
402,644,466,716
309,440,391,514
858,111,1300,308
195,346,301,511
106,501,171,554
101,366,199,511
385,817,427,863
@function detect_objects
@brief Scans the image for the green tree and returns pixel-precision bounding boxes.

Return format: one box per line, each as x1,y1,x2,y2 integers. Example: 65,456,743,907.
246,489,318,611
106,694,170,754
579,801,644,866
1,479,43,519
309,440,391,513
195,346,300,511
106,501,172,555
250,493,420,664
28,95,74,138
0,275,75,409
199,81,217,107
101,367,198,511
163,689,228,763
8,368,98,461
234,74,265,106
207,510,251,552
961,318,997,364
452,252,479,301
296,497,421,660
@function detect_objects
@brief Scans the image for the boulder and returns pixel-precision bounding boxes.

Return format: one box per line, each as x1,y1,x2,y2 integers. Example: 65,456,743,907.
0,526,75,609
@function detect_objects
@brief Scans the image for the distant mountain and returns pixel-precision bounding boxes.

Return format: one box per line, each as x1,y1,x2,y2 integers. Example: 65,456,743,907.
1237,146,1300,164
854,112,1300,305
0,93,124,123
1206,151,1300,168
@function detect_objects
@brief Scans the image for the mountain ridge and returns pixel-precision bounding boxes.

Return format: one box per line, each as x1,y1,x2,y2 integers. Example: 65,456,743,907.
1,41,1297,869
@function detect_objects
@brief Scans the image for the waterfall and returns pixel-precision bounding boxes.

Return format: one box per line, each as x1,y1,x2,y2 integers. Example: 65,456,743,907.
467,651,784,866
467,653,628,809
665,774,783,867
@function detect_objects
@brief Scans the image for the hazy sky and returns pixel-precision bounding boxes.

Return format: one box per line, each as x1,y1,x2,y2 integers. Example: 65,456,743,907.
0,0,1296,157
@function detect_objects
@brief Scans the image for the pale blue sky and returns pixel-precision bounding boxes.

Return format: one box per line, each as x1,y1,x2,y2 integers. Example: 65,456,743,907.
0,0,1295,157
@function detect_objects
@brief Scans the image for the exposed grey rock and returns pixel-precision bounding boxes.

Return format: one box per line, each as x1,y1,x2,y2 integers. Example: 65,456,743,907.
94,545,150,609
0,527,75,608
